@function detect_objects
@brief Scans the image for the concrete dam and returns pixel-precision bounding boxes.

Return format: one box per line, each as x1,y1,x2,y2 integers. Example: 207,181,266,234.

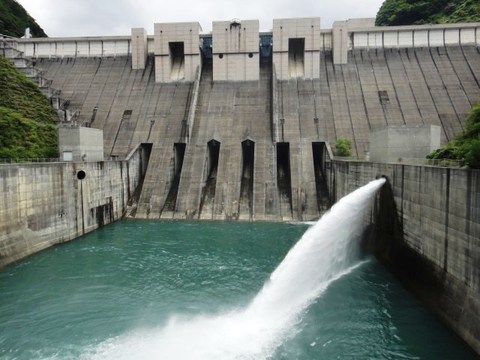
7,18,480,222
1,17,480,355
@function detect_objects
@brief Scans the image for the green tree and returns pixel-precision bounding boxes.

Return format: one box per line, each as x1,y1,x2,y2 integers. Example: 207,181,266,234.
376,0,480,26
335,138,352,157
427,101,480,169
0,0,47,37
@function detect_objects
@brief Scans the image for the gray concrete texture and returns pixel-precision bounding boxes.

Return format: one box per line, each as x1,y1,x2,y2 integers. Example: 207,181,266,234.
0,146,148,268
328,161,480,355
369,125,441,162
58,127,104,162
31,44,480,221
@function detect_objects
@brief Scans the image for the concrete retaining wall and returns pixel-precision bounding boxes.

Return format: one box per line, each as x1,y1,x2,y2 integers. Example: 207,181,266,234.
328,160,480,355
0,145,149,268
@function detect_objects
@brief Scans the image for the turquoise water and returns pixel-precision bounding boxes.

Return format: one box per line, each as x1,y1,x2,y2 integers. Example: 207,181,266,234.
0,220,475,359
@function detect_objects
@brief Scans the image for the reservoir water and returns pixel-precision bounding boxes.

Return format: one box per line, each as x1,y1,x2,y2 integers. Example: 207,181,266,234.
0,180,475,359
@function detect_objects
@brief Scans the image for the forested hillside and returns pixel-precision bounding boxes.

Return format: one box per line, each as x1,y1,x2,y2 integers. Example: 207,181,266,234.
0,0,46,37
376,0,480,26
0,56,57,159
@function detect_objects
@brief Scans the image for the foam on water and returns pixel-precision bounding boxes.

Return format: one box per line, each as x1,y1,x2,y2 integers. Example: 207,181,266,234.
82,178,385,360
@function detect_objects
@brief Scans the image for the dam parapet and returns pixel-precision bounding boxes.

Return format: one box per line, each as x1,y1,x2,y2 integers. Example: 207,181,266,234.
9,21,479,65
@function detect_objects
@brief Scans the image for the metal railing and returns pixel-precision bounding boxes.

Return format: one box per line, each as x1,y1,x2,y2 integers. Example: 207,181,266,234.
0,158,60,164
0,34,19,57
401,158,465,168
333,156,465,168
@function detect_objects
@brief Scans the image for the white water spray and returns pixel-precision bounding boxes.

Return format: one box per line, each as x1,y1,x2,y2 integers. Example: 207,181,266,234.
84,178,385,360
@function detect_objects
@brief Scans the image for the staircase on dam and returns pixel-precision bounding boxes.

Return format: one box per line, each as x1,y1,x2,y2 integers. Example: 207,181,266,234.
0,36,78,123
12,42,480,221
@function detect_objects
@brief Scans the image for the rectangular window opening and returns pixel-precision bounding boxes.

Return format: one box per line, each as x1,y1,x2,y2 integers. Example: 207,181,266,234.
288,38,305,78
378,90,389,104
169,42,185,81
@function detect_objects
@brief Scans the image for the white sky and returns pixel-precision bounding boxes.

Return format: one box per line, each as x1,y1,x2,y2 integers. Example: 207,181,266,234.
17,0,385,37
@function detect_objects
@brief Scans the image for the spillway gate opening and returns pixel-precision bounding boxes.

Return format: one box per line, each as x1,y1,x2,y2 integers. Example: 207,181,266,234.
169,42,185,81
312,142,330,212
199,140,220,219
239,139,255,220
162,143,186,213
288,38,305,78
276,142,293,219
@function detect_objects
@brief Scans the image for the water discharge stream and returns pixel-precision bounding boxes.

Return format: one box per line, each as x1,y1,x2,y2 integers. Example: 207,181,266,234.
84,178,386,360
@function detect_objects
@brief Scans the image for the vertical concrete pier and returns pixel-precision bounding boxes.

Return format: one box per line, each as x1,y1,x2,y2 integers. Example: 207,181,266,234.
131,27,148,70
212,19,260,81
154,22,202,82
272,18,321,80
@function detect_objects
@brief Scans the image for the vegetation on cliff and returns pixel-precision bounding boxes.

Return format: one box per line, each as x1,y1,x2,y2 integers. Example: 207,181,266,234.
335,138,353,157
427,103,480,168
0,56,57,159
0,0,47,37
376,0,480,26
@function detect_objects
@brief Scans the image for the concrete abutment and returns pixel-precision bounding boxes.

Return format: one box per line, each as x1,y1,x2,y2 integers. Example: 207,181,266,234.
331,161,480,356
0,144,150,268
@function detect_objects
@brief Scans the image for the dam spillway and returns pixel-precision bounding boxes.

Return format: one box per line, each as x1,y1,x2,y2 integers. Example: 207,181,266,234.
27,41,480,220
5,19,477,221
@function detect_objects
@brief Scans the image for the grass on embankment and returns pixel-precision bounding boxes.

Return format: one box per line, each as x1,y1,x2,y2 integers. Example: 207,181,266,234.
427,102,480,169
0,56,58,159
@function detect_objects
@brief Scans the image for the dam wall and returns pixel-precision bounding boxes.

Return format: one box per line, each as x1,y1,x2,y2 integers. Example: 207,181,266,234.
1,19,479,222
328,160,480,354
13,41,478,221
29,45,480,157
0,145,149,268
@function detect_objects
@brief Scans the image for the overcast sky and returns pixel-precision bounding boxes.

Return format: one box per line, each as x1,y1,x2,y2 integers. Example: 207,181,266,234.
17,0,385,37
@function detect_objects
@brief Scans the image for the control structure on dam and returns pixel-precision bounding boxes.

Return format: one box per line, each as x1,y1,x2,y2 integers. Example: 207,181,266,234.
6,18,480,221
